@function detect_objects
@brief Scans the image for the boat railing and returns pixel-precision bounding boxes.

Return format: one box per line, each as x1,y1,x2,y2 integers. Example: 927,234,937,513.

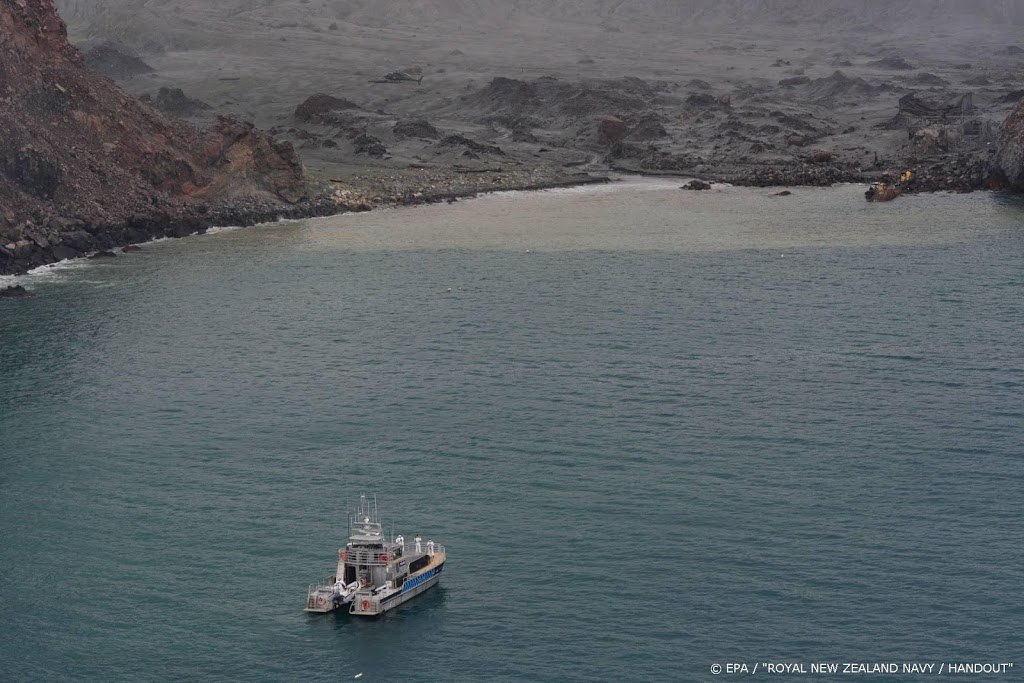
342,544,445,565
342,548,393,566
402,543,445,558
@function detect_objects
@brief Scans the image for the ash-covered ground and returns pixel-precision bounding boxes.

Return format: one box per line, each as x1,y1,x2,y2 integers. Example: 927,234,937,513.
57,0,1024,196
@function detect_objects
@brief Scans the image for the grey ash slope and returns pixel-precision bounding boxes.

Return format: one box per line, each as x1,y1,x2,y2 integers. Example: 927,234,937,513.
52,0,1024,190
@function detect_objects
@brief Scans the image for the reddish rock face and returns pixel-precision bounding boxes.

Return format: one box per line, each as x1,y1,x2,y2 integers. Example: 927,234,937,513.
598,115,627,144
0,0,305,260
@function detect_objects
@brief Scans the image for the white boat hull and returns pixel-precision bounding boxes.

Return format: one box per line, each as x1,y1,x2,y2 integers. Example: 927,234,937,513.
350,559,445,616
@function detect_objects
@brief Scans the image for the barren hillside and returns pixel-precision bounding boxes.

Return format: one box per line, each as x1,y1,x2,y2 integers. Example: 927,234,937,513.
0,0,308,275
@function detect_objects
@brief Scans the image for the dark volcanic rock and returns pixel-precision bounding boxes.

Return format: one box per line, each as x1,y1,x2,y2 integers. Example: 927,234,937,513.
900,92,974,118
686,92,719,108
392,119,440,139
294,94,360,122
440,134,504,156
352,133,386,157
0,284,34,299
868,55,915,70
50,245,79,260
729,163,856,187
681,179,711,190
459,76,665,126
804,71,877,102
152,87,211,117
82,42,154,79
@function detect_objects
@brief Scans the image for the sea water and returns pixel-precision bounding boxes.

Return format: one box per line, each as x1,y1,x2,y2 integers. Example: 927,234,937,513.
1,179,1022,681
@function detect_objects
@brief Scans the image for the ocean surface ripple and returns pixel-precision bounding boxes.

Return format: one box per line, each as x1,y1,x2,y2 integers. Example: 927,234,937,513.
1,180,1022,681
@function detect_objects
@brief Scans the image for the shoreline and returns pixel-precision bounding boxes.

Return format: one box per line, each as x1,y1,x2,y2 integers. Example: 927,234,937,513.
2,159,1011,289
0,172,611,282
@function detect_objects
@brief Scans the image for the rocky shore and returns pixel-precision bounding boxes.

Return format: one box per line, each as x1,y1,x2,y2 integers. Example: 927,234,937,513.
1,166,609,276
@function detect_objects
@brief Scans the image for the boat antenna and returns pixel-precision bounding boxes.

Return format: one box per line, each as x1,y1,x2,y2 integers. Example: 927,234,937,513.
374,494,378,522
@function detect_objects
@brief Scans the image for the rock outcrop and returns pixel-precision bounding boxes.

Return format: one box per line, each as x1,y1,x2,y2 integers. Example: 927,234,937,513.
294,93,360,122
392,119,440,139
598,115,626,144
0,0,306,275
993,97,1024,190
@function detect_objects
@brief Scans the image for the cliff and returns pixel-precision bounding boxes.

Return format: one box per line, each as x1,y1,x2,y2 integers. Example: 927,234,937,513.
0,0,306,275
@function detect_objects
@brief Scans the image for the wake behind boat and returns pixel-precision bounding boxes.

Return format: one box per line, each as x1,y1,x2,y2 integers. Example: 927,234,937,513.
305,495,446,616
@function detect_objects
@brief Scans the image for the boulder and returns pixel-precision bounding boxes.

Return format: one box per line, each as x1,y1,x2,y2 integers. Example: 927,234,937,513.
50,245,79,260
685,92,718,108
294,94,360,122
352,133,387,158
681,179,712,190
0,285,34,299
597,115,626,144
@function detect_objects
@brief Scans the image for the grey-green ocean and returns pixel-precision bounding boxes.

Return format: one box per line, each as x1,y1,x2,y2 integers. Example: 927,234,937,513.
1,179,1022,682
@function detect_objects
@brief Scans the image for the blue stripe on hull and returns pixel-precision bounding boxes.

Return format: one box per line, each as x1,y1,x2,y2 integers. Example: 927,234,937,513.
379,560,445,604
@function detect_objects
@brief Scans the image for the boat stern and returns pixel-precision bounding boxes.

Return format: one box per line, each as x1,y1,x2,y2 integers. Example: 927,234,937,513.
305,585,337,613
350,594,382,616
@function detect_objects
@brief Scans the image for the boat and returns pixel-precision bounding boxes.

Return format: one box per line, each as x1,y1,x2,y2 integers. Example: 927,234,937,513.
305,495,446,616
